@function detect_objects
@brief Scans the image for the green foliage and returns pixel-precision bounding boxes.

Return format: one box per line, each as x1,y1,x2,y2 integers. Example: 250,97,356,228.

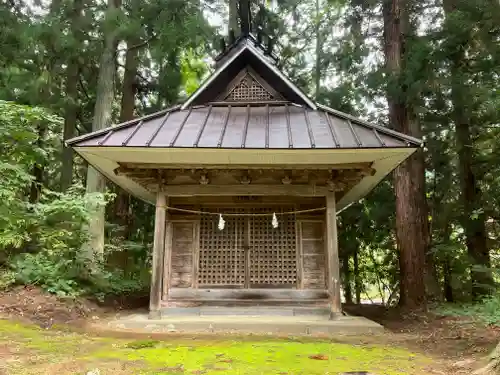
11,253,82,297
0,0,499,307
0,100,147,298
3,187,106,296
88,266,149,301
0,270,16,290
436,293,500,326
126,340,160,349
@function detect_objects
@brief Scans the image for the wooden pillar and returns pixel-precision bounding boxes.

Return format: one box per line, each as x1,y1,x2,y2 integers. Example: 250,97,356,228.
149,192,167,319
326,191,342,318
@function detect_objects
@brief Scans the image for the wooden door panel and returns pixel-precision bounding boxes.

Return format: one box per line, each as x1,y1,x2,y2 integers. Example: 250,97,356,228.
249,210,297,287
198,212,245,286
299,220,326,289
170,221,196,288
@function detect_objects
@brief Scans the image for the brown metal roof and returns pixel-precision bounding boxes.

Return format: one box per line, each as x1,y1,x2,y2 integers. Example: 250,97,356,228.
67,102,421,149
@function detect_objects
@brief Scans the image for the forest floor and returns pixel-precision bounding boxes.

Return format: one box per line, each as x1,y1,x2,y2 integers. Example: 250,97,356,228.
0,287,498,375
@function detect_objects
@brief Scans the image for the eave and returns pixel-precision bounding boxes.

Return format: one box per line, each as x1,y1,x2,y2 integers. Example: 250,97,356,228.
72,146,418,212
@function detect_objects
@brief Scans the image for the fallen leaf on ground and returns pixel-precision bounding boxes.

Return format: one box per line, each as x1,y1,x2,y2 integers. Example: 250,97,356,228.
308,354,328,360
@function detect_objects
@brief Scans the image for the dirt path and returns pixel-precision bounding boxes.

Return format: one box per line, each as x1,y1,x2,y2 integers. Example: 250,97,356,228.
343,304,500,374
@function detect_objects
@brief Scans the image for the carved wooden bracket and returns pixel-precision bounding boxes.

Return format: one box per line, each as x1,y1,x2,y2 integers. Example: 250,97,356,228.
240,171,251,184
199,173,210,185
281,175,292,185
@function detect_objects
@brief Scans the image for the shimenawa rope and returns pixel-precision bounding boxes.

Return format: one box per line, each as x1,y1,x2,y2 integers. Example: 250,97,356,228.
158,206,326,230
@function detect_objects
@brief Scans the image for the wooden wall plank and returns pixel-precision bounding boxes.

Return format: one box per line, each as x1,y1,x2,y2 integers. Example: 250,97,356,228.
164,184,329,196
295,213,303,289
168,288,329,301
299,220,326,290
192,220,200,288
169,220,196,288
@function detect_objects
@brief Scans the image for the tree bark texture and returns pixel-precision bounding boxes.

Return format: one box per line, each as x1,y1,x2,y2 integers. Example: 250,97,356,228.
84,0,120,259
474,341,500,375
314,0,321,99
342,249,353,304
382,0,427,309
353,246,361,304
442,0,493,298
29,124,45,203
60,0,84,191
228,0,239,36
425,251,443,301
114,36,140,240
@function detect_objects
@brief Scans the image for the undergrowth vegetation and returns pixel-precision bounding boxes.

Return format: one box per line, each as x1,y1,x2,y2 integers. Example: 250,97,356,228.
0,101,149,299
436,293,500,326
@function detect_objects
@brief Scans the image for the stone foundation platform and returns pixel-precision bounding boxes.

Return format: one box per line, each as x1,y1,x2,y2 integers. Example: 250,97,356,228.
106,308,383,336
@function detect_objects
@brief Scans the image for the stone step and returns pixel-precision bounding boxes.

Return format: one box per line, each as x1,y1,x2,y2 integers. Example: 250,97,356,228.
161,306,331,317
107,314,385,336
167,298,329,307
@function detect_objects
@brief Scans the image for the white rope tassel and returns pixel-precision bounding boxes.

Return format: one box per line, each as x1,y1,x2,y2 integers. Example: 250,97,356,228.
218,214,225,231
272,212,279,228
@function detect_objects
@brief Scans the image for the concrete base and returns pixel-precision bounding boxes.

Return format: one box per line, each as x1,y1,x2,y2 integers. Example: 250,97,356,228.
107,313,384,336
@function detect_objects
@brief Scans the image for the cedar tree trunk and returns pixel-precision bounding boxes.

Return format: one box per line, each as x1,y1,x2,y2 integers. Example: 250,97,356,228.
382,0,427,309
60,0,84,191
442,0,493,298
229,0,238,35
84,0,120,259
114,36,140,239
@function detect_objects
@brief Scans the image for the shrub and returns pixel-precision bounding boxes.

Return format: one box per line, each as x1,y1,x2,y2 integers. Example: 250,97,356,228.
436,293,500,326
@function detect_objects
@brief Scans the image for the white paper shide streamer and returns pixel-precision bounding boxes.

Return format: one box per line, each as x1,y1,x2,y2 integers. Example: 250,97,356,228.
218,214,225,231
272,212,279,228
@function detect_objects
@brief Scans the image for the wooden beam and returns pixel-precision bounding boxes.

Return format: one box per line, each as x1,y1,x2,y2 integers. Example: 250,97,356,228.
162,184,330,196
149,192,167,319
325,191,342,318
162,197,172,304
118,162,373,171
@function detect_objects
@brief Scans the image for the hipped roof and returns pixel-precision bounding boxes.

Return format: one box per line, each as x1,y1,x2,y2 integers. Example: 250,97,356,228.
67,103,420,149
67,34,423,211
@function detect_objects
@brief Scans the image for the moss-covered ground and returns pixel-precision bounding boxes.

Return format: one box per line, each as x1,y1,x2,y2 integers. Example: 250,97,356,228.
0,319,436,375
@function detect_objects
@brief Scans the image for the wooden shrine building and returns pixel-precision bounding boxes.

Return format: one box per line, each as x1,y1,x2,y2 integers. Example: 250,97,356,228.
67,9,422,319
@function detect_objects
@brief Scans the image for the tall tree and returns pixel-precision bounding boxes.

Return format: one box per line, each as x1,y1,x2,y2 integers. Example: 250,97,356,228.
84,0,121,258
442,0,495,298
61,0,85,191
113,34,140,239
229,0,238,35
314,0,321,99
382,0,427,309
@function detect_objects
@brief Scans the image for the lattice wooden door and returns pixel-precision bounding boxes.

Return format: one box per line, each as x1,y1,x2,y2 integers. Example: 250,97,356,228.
198,212,246,287
198,208,297,288
248,212,297,287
